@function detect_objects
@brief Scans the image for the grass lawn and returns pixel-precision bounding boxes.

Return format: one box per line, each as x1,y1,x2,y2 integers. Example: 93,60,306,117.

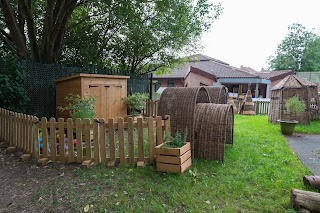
295,120,320,134
35,115,311,212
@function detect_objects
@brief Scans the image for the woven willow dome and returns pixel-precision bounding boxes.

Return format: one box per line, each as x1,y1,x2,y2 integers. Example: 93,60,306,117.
203,86,228,104
158,87,210,154
269,75,319,124
194,104,233,161
158,86,234,161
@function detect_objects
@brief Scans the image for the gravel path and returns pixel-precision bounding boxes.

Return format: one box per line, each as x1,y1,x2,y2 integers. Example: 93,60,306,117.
285,134,320,176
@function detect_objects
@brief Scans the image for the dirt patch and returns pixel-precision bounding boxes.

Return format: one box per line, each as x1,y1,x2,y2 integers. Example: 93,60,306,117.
0,147,80,213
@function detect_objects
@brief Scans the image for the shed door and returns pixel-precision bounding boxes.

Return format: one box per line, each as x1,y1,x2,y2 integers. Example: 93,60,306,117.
89,84,123,120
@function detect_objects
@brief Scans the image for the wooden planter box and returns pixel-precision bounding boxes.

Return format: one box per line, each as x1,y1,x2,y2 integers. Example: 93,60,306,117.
155,142,192,173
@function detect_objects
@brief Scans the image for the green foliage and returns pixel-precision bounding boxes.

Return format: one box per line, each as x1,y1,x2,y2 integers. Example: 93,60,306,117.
123,93,149,115
57,94,96,121
285,96,306,120
163,129,187,148
268,23,317,71
62,0,223,74
0,55,29,112
300,37,320,71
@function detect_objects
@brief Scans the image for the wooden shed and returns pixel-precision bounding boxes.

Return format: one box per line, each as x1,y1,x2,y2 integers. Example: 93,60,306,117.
56,74,129,120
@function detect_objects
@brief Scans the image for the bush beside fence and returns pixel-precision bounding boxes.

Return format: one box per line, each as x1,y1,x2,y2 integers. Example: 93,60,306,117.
0,108,170,166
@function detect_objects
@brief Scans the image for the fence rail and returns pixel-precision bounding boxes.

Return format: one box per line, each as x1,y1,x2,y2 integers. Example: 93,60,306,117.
0,108,169,166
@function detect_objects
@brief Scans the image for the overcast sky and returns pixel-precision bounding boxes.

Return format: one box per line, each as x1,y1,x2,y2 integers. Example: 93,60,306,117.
201,0,320,71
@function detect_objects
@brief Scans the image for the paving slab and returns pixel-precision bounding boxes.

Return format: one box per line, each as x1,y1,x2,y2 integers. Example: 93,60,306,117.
285,134,320,176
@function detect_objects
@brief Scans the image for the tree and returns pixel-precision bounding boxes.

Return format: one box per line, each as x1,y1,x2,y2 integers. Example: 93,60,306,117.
61,0,222,74
0,0,85,63
300,37,320,71
268,23,317,71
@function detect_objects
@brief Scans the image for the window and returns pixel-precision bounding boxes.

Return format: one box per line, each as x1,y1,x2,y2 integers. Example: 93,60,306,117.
168,80,174,87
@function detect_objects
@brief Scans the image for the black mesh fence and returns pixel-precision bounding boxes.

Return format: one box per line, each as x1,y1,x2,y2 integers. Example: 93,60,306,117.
0,59,150,118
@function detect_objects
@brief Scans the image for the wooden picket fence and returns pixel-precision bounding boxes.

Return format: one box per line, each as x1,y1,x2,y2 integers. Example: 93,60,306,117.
143,100,158,117
0,108,170,166
253,100,270,115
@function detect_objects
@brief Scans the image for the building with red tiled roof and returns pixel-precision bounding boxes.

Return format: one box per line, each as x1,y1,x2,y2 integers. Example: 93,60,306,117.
153,54,293,98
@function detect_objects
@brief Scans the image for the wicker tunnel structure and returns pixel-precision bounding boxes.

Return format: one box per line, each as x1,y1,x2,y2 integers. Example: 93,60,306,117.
158,87,210,154
203,86,228,104
269,75,319,124
158,87,234,161
194,104,234,161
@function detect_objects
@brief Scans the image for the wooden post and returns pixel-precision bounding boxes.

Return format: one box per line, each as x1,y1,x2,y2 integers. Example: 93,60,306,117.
93,119,100,164
84,119,91,161
17,113,21,151
137,117,144,167
12,113,17,147
118,118,125,165
108,118,116,167
59,118,66,162
147,117,155,164
290,189,320,212
303,176,320,190
75,118,83,163
28,115,34,154
41,117,48,158
32,117,39,159
67,118,74,162
156,116,163,145
99,119,107,164
164,115,170,136
127,117,134,164
22,114,27,152
50,118,57,161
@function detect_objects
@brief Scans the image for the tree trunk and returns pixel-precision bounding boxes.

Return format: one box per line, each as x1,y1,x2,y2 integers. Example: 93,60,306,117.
303,176,320,190
290,189,320,212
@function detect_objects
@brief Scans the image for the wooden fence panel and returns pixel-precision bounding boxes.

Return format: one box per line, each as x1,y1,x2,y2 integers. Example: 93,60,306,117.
0,107,170,166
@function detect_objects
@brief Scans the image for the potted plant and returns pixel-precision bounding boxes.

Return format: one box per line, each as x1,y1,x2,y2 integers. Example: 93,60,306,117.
279,96,306,135
123,93,149,116
155,130,192,173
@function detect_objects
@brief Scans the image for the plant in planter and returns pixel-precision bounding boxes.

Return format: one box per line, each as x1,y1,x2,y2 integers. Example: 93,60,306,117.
279,96,306,135
57,94,96,121
155,130,192,173
123,93,149,116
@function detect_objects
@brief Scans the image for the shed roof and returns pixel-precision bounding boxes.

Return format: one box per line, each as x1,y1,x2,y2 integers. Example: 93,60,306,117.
271,75,317,90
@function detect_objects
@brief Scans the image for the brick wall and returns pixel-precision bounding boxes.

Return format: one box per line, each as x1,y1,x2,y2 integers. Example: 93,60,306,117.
184,72,215,87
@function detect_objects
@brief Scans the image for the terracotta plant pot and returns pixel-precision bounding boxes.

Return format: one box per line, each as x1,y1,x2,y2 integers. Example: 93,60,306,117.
155,142,192,173
279,120,298,135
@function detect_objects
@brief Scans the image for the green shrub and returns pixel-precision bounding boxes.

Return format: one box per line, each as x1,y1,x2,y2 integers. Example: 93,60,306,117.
123,93,149,115
163,129,187,148
0,55,29,112
57,94,96,121
285,96,306,120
